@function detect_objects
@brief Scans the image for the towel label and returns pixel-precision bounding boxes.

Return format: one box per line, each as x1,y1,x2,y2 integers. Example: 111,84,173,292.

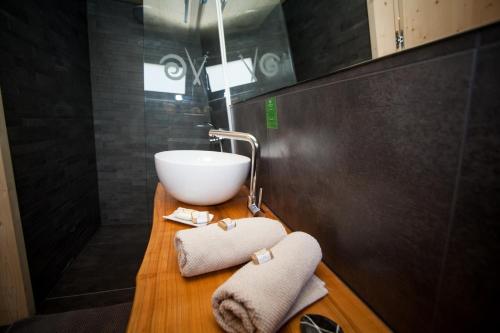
218,218,236,231
252,248,274,265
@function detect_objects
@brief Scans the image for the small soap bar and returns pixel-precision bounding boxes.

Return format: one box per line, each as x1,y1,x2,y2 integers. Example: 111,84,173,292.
251,248,274,265
192,211,209,224
218,218,236,231
175,207,195,221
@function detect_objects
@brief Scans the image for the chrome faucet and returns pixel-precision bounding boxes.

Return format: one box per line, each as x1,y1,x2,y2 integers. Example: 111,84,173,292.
208,129,263,215
196,122,223,152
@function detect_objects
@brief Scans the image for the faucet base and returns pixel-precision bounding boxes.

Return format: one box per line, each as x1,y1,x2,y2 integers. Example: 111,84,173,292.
248,203,261,216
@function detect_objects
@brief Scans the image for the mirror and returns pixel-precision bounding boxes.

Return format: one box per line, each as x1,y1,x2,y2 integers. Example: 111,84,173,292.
142,0,500,120
220,0,500,102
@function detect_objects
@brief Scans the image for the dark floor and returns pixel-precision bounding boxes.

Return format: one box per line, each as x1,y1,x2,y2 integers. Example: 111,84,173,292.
39,224,150,314
4,303,132,333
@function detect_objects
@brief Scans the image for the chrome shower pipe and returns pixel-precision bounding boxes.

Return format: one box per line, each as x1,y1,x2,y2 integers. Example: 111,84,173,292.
208,129,262,215
214,0,236,153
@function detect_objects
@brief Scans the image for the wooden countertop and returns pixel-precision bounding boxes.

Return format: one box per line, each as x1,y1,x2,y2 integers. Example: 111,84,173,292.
127,185,391,333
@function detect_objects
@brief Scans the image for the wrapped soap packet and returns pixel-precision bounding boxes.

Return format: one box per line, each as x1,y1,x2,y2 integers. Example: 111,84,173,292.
218,218,236,231
251,248,274,265
192,211,210,224
174,207,196,221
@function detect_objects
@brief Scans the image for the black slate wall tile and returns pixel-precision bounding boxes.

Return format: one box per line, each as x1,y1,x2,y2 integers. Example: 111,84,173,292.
209,98,229,130
88,0,212,224
0,0,100,303
232,24,500,332
431,32,500,333
87,0,149,225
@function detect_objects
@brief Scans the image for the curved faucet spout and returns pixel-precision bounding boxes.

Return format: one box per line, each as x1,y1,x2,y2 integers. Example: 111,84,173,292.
208,129,262,215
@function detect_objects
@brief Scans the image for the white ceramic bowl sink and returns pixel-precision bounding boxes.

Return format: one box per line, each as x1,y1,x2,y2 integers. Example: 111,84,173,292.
154,150,251,205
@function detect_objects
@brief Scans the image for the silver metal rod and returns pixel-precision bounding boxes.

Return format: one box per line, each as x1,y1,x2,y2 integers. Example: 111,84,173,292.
214,0,236,153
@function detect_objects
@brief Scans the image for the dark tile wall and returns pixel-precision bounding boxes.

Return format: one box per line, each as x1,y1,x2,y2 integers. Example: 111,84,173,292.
87,0,148,225
143,26,211,200
432,30,500,333
283,0,372,82
209,98,229,130
232,24,500,333
0,0,100,303
88,0,213,223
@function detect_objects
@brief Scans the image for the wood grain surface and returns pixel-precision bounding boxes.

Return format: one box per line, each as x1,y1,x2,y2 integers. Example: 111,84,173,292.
127,184,391,333
0,88,35,325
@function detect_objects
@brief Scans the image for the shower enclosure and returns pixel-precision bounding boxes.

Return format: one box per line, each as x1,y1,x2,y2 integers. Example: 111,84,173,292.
142,0,295,203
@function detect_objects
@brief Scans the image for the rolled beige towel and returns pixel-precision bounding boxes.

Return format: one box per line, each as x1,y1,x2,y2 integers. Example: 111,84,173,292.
174,217,287,277
212,232,327,333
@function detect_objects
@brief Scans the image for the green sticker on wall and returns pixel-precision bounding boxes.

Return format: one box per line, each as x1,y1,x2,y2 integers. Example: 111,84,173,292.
265,97,278,129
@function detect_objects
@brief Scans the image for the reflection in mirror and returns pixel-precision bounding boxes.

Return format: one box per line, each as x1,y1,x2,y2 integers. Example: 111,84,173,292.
223,0,297,103
284,0,373,82
201,0,296,104
141,0,500,152
215,0,500,104
283,0,500,83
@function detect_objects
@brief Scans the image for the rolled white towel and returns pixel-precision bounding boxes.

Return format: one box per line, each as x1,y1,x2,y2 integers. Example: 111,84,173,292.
212,232,327,333
174,217,287,277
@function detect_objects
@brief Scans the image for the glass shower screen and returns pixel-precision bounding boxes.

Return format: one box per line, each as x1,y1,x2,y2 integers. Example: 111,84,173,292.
221,0,296,104
142,0,294,156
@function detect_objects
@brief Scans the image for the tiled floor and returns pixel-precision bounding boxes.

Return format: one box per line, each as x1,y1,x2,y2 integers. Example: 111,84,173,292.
6,303,132,333
39,224,150,314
